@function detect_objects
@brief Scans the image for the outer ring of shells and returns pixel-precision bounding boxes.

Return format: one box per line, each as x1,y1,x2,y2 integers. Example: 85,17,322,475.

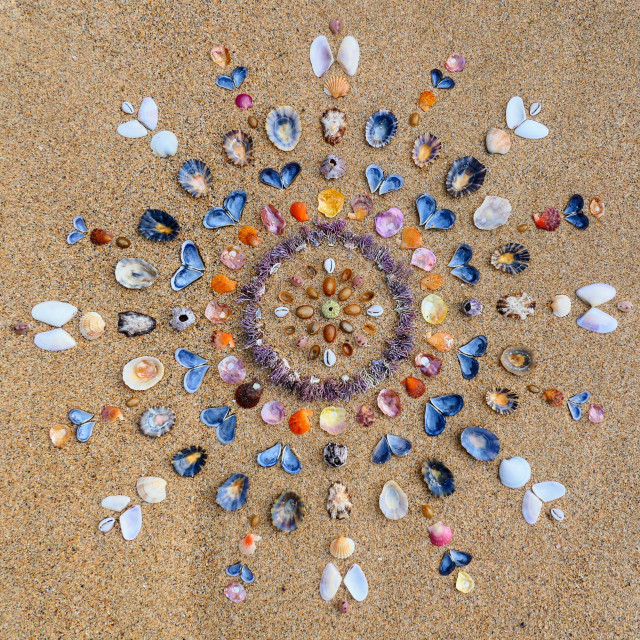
238,219,416,401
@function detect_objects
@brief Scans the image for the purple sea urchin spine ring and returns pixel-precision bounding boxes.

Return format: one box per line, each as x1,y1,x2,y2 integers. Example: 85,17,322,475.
237,219,416,401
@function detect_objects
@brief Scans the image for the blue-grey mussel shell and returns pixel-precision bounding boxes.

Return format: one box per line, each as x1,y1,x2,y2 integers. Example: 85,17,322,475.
460,427,500,461
216,473,250,511
172,445,207,477
445,156,486,198
365,110,398,148
422,458,455,497
140,406,176,437
271,490,306,532
563,194,589,229
439,549,472,575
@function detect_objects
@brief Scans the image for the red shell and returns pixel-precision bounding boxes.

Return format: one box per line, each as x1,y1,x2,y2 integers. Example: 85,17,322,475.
533,207,561,231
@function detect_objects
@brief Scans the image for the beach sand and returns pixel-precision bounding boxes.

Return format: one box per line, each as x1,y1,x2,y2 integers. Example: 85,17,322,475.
1,1,639,638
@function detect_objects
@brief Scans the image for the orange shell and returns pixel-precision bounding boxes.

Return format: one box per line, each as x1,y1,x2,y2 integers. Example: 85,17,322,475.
289,409,313,435
211,331,235,350
290,201,309,222
238,225,263,247
420,273,444,291
542,389,564,407
211,274,237,293
418,90,436,111
425,331,455,353
324,75,350,99
100,406,124,422
400,227,423,249
401,376,426,399
89,228,113,245
210,44,231,68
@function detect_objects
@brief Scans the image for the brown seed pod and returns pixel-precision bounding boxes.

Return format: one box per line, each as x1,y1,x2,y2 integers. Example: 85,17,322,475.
296,305,314,319
323,277,337,296
90,228,113,245
306,286,319,300
343,304,362,316
342,343,353,356
340,269,352,282
338,287,352,301
323,324,337,343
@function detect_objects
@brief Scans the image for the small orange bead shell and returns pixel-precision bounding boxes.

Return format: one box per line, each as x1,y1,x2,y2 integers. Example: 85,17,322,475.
418,90,436,111
289,409,314,435
238,225,263,247
211,274,237,293
401,376,426,399
290,201,309,222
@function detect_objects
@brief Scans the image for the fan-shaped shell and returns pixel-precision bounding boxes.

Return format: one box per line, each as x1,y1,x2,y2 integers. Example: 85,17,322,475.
178,159,212,197
138,209,180,242
222,130,254,166
79,312,105,340
365,110,398,148
115,258,158,289
217,473,250,511
445,156,486,197
266,106,302,151
422,459,455,497
172,445,207,477
136,476,167,503
330,535,355,559
139,406,175,437
491,242,530,274
412,133,442,168
486,388,519,414
122,356,164,390
349,193,373,220
272,490,306,532
324,75,350,99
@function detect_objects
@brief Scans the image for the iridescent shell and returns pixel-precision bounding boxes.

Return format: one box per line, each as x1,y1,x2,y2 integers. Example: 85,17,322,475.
266,106,301,151
222,130,254,167
365,110,398,148
138,209,180,242
115,258,158,289
486,388,519,414
412,133,442,168
500,345,537,375
217,473,250,511
490,243,530,274
445,156,486,197
172,445,207,477
319,406,347,435
460,427,500,461
272,490,306,531
422,459,455,497
139,406,175,437
177,159,212,197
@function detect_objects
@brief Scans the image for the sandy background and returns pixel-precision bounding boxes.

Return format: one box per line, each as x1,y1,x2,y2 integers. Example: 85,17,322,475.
1,0,639,638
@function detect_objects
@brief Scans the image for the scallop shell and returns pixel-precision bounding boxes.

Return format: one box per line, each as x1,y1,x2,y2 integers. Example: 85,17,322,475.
365,110,398,148
266,106,301,151
217,473,250,511
79,312,105,340
412,133,442,168
272,490,306,531
139,406,175,437
490,243,530,274
115,258,158,289
500,346,537,375
321,108,347,145
551,294,571,317
324,75,350,98
445,156,486,197
486,388,519,414
222,130,254,167
136,476,167,503
122,356,164,390
178,159,212,197
329,535,355,559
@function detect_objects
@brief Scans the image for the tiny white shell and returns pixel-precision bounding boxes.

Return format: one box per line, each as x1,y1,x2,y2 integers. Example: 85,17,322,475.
324,258,336,273
366,304,383,317
274,307,290,318
122,101,135,114
529,102,542,116
150,130,178,158
323,349,337,367
270,263,281,275
551,508,565,522
551,294,571,318
98,517,116,533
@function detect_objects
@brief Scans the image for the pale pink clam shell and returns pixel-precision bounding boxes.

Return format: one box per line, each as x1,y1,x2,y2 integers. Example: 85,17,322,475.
261,401,285,425
205,300,232,323
218,356,247,384
410,248,436,271
220,246,247,270
445,53,466,73
224,581,246,603
377,389,401,418
375,207,404,238
260,204,286,235
588,404,604,423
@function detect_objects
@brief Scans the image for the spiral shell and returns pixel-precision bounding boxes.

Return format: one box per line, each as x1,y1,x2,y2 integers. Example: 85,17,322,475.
79,312,105,340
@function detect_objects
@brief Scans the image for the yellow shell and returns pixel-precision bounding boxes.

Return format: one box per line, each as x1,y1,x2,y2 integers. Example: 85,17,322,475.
79,312,105,340
136,476,167,504
324,75,350,99
122,356,164,391
319,406,347,435
318,189,345,218
50,424,71,448
456,570,475,593
421,294,448,325
329,535,355,559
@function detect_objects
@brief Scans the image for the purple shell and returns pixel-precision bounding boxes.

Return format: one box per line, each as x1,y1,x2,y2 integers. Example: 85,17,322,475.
218,356,247,384
375,207,404,238
261,401,285,424
235,93,253,110
411,248,436,271
260,205,286,235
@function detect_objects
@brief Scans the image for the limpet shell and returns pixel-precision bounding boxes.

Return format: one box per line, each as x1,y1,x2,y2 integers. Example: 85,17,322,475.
115,258,158,289
139,406,175,437
217,473,250,511
379,481,409,520
79,312,105,340
321,154,346,179
222,130,254,167
266,106,302,151
491,243,530,274
327,482,352,520
422,459,455,497
321,108,347,145
500,346,537,376
365,110,398,148
445,156,486,197
272,490,306,532
412,133,442,168
122,357,164,391
486,388,519,414
172,445,207,477
178,159,212,198
138,208,181,242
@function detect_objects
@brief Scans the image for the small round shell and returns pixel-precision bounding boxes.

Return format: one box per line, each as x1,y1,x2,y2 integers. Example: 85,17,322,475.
490,243,530,274
320,154,346,179
222,130,254,166
122,356,164,390
551,294,571,317
79,312,105,340
272,490,306,531
330,535,355,559
412,133,442,168
139,406,175,437
177,159,212,197
445,156,486,197
500,346,537,375
266,106,302,151
365,110,398,148
486,388,519,414
115,258,158,289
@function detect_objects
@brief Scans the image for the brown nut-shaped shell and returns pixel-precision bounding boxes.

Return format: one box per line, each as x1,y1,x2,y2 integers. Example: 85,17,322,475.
343,304,362,316
323,324,337,343
323,277,337,296
339,320,354,333
296,305,314,319
342,343,353,357
359,291,375,302
306,265,317,277
309,345,320,360
306,286,319,300
307,321,321,335
340,269,352,282
362,322,377,335
285,326,295,335
338,287,352,301
278,291,294,304
90,228,113,245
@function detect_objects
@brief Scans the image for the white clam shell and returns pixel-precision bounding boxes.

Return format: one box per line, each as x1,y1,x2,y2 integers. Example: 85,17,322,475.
119,504,142,541
122,101,135,114
532,481,566,503
323,349,337,367
551,294,571,317
551,508,565,522
137,96,158,130
34,328,76,351
337,36,360,76
117,120,148,138
136,476,167,504
319,562,342,601
101,495,131,511
122,356,165,391
473,196,512,230
98,517,116,533
498,456,531,488
576,283,616,307
576,308,618,334
32,301,78,327
379,480,408,520
514,119,549,139
344,563,368,601
324,258,336,273
274,307,290,318
310,36,334,77
506,96,526,129
150,130,178,158
366,304,383,317
530,102,542,116
522,489,542,524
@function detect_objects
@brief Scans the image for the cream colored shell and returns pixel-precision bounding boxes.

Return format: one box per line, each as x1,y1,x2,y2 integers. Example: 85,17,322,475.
550,294,571,318
122,356,164,390
79,312,105,340
136,476,167,504
329,535,355,559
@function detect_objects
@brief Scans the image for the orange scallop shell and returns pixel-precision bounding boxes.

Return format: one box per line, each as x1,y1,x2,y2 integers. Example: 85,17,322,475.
210,274,237,294
324,75,350,99
238,225,262,247
211,331,235,350
289,409,313,435
418,90,436,111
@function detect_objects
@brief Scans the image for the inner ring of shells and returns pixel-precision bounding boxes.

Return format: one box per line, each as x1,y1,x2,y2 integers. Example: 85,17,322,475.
238,219,415,401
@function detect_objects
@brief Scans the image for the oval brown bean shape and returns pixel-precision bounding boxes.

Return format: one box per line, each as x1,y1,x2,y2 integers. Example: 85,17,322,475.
359,291,375,302
307,321,321,335
306,265,317,277
339,320,354,333
323,276,337,296
309,345,320,360
340,268,352,282
338,287,352,301
342,343,353,356
323,324,336,343
343,304,362,316
306,286,319,300
279,291,294,304
362,322,377,335
296,305,314,319
285,326,295,335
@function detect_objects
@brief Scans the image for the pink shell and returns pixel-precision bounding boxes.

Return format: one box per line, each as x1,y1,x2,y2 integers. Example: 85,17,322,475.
377,389,402,418
224,581,246,603
218,356,247,384
260,205,286,235
235,93,253,110
411,248,436,271
428,521,453,546
261,401,285,425
415,353,443,377
375,207,404,238
588,404,605,423
220,246,247,270
205,300,232,323
445,53,466,73
356,404,375,426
